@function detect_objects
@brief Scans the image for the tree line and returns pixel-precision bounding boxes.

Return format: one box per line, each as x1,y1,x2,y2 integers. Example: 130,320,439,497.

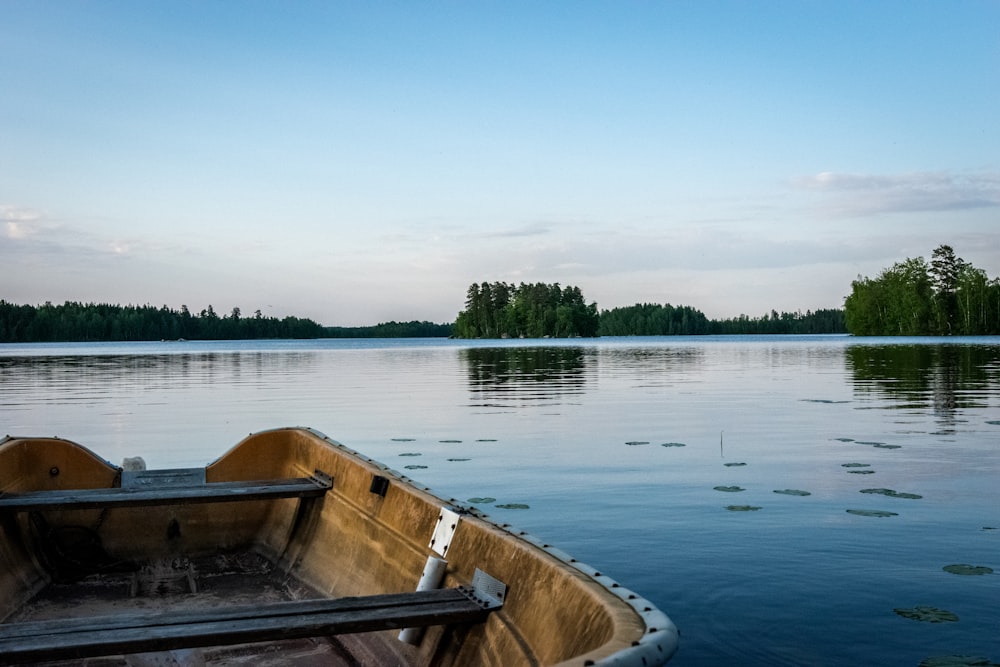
844,244,1000,335
453,282,601,338
33,262,982,342
0,301,455,342
1,294,847,342
325,321,453,338
0,301,327,342
597,303,845,336
451,282,845,338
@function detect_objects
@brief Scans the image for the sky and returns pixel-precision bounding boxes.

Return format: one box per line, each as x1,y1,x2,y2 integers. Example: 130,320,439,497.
2,1,999,327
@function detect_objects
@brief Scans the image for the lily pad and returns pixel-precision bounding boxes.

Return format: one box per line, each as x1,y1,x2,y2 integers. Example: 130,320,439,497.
476,439,497,442
446,458,470,462
943,564,994,576
872,443,902,449
842,463,870,468
802,399,848,404
660,442,687,448
860,488,922,499
893,605,959,623
495,503,530,510
625,441,650,446
847,469,876,474
920,656,999,667
847,509,898,518
725,505,761,512
391,438,415,442
399,452,422,457
467,497,496,504
439,439,462,443
403,464,427,470
723,462,746,467
773,489,811,496
714,485,745,493
834,437,855,442
986,420,1000,426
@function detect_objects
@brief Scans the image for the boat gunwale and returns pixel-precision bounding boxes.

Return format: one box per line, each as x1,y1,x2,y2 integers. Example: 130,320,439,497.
291,426,679,667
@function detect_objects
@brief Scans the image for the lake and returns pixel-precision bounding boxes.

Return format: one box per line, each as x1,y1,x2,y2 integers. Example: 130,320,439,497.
2,335,998,666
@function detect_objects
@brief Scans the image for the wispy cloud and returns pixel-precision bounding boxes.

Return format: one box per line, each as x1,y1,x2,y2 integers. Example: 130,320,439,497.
2,205,45,239
448,226,859,283
794,170,1000,216
1,208,104,261
0,206,212,278
479,221,552,239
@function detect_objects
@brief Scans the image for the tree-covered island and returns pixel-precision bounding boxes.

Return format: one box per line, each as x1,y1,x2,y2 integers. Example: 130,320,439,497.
453,282,601,338
452,281,845,338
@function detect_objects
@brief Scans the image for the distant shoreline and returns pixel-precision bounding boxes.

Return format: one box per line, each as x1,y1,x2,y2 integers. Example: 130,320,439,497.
1,298,848,343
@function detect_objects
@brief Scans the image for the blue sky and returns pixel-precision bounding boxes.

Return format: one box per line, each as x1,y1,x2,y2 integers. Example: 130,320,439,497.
2,1,998,326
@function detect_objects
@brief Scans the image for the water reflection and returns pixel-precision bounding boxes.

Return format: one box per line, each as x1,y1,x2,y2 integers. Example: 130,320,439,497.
461,346,592,408
595,345,705,388
0,352,320,407
846,343,1000,430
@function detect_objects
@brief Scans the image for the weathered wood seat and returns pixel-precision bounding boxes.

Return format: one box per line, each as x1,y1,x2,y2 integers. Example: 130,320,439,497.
0,468,332,512
0,588,495,664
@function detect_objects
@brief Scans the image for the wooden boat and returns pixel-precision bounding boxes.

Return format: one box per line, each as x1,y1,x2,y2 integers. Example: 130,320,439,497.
0,427,678,666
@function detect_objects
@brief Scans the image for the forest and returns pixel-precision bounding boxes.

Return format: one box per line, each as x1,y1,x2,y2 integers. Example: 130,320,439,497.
451,282,845,338
7,244,996,343
597,304,845,336
0,301,452,342
452,282,601,338
2,291,848,342
0,301,327,342
324,321,453,338
843,245,1000,335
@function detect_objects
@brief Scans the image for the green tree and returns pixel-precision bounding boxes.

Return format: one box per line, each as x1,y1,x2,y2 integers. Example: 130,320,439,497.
844,245,999,336
929,244,967,334
956,265,1000,335
844,258,933,335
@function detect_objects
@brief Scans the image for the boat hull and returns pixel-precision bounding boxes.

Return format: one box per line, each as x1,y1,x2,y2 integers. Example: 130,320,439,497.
0,427,677,666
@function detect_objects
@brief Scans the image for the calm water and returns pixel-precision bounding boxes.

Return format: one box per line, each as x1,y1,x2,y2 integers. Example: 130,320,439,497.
2,336,999,666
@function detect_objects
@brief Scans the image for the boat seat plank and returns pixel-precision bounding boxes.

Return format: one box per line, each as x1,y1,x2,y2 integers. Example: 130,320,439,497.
0,588,493,664
0,474,332,512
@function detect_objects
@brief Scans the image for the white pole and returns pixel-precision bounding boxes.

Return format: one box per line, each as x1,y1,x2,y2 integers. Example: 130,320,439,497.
398,555,449,645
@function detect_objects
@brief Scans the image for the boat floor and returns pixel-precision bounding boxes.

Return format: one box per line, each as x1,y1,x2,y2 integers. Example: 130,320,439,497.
4,552,414,667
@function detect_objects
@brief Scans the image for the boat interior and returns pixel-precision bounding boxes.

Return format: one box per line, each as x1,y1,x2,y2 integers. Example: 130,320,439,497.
0,428,677,666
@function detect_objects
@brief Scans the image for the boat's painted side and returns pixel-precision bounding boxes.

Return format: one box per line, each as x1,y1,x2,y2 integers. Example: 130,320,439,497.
0,427,678,666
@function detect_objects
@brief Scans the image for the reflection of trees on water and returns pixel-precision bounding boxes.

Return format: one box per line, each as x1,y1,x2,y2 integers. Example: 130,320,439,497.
0,352,318,403
846,344,1000,430
461,347,591,407
599,346,705,385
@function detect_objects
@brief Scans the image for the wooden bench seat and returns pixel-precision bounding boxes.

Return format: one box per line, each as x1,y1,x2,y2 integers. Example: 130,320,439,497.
0,469,332,512
0,588,494,664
